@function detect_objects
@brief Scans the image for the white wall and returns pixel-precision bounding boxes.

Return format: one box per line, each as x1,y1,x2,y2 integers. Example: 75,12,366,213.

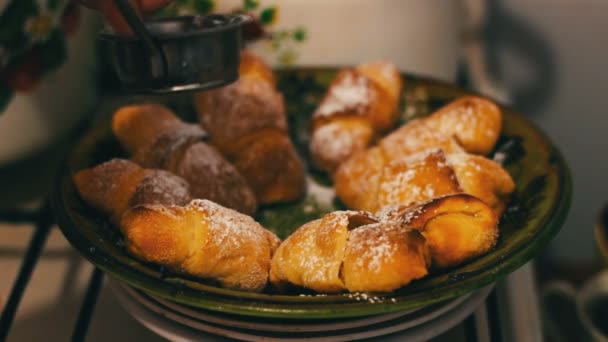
490,0,608,262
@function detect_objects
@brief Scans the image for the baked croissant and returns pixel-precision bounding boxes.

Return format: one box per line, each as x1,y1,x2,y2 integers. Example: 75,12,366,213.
193,50,306,204
335,95,513,215
112,104,258,215
270,211,429,293
378,194,498,268
310,61,403,173
336,147,514,216
73,158,191,224
121,199,281,292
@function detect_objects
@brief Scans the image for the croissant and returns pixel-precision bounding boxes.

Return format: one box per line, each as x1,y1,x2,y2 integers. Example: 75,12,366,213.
193,50,306,204
310,61,403,173
73,158,191,224
335,95,513,215
378,194,498,268
336,147,514,216
112,104,258,215
270,211,429,293
121,199,281,292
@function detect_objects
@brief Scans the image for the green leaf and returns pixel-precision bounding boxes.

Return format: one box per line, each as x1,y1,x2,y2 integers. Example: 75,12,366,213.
192,0,214,14
293,27,307,42
0,0,38,47
243,0,259,10
259,7,277,25
0,83,14,114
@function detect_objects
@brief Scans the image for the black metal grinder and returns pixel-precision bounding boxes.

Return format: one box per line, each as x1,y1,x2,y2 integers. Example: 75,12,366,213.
84,0,248,93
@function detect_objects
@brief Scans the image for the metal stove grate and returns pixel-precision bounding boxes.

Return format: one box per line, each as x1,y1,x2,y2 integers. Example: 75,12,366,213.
0,204,104,342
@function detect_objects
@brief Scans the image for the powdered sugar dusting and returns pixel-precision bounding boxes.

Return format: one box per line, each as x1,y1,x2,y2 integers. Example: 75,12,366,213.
446,153,481,171
188,199,267,252
343,292,397,304
141,203,186,221
315,71,372,117
196,79,287,144
130,170,191,208
347,223,398,272
311,123,357,167
177,143,257,215
376,148,461,211
377,149,438,206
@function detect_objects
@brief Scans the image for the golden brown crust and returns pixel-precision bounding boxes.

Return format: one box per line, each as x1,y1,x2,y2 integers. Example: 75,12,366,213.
423,96,502,155
239,49,276,86
270,218,348,293
380,119,464,159
73,159,191,224
336,147,514,217
173,142,258,214
227,129,307,204
270,211,377,293
121,199,280,292
112,103,205,154
338,147,464,214
378,194,498,268
194,78,287,152
447,153,515,217
375,149,462,212
270,211,430,293
355,61,403,112
334,146,386,212
334,95,510,217
312,69,396,131
310,117,375,174
342,223,429,292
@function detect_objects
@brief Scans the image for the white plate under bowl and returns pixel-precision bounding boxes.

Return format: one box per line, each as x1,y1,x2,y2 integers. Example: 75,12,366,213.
109,279,492,342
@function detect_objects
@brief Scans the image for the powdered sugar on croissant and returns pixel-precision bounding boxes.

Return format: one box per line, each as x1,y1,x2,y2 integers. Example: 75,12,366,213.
310,62,403,173
121,199,280,292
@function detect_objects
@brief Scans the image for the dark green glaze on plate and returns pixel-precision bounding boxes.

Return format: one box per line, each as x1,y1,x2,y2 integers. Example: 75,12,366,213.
51,68,572,319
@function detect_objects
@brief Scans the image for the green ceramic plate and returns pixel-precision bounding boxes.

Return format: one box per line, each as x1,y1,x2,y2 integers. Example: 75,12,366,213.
51,68,572,319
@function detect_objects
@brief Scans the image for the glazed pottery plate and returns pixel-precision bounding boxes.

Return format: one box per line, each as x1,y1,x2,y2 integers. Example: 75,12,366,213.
51,68,572,319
